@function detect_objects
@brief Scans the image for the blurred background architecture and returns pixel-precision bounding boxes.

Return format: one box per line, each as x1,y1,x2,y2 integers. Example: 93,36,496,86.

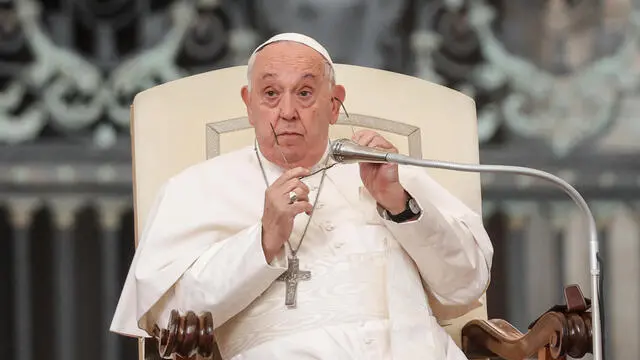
0,0,638,359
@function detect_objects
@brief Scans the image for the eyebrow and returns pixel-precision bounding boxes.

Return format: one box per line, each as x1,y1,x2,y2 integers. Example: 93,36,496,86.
260,73,318,81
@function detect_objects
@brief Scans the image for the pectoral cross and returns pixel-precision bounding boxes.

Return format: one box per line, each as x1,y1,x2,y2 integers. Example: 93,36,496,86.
276,257,311,308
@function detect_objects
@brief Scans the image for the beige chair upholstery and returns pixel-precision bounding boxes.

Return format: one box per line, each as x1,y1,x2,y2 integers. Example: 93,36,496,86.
130,64,488,358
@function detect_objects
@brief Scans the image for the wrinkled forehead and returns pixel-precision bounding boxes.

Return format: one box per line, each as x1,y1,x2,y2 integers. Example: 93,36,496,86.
252,42,328,82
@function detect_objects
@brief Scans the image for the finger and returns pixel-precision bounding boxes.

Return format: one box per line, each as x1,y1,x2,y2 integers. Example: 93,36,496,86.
356,131,378,147
285,188,310,203
283,178,310,195
351,129,364,142
291,201,314,215
351,129,375,142
275,167,311,185
368,136,397,153
358,132,397,153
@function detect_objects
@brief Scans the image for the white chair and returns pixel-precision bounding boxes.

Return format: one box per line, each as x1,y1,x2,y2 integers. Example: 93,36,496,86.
129,64,489,359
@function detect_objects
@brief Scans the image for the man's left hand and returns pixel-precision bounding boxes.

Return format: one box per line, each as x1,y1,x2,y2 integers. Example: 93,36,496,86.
352,130,407,215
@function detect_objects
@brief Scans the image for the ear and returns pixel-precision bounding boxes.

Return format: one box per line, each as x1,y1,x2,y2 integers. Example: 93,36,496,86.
241,85,253,125
330,85,346,125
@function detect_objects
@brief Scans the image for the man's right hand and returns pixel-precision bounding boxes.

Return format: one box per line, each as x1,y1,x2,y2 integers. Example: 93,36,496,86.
261,167,313,263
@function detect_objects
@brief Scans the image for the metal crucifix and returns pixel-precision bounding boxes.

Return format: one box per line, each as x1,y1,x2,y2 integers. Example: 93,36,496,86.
276,257,311,308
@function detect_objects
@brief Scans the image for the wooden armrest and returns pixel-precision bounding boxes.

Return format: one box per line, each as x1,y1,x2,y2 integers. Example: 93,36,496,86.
461,284,592,360
151,284,592,360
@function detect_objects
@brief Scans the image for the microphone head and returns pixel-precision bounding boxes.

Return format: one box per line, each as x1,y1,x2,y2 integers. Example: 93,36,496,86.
330,138,354,163
330,138,389,164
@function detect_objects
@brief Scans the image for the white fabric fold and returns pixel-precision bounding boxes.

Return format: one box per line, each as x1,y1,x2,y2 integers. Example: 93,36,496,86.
380,165,493,305
176,223,287,328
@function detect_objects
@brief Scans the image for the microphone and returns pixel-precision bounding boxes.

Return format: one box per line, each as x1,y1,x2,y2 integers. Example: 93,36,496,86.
330,138,604,360
329,138,391,163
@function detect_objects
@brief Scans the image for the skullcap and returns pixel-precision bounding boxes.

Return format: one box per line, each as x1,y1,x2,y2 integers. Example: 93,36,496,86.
251,32,333,67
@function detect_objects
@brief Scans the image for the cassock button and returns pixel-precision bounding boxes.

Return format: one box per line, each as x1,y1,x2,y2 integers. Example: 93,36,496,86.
364,338,374,345
333,241,343,249
316,202,324,209
324,222,335,231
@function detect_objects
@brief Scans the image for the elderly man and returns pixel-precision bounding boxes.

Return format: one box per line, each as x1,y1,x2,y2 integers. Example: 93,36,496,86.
111,33,493,360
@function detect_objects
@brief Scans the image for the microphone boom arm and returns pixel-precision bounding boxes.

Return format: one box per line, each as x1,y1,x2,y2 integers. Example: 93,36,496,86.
330,139,603,360
391,153,603,360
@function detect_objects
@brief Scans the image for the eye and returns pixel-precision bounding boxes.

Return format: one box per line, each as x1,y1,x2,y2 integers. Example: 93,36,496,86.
265,90,277,97
299,90,311,97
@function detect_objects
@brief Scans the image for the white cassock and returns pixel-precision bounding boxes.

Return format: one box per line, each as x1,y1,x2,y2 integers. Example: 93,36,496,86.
111,141,494,360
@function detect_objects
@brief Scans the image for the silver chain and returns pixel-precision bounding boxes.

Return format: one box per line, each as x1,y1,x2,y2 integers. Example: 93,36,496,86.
254,140,329,257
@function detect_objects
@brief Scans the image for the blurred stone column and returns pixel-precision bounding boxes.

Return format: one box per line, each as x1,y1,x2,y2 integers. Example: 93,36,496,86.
9,198,37,360
561,205,592,296
53,199,79,360
482,201,508,321
605,203,640,360
503,202,533,331
560,201,616,360
100,199,127,360
523,202,563,324
558,201,595,359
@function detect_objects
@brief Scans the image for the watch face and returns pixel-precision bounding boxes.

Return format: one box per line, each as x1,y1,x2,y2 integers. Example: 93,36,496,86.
408,198,420,214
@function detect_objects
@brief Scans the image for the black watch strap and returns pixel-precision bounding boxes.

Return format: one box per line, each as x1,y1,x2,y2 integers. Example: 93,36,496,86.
386,194,421,223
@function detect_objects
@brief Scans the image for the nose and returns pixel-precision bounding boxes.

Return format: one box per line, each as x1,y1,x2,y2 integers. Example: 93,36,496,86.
279,93,297,121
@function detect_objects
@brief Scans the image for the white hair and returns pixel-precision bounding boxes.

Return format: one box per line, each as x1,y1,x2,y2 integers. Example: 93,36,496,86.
246,42,336,91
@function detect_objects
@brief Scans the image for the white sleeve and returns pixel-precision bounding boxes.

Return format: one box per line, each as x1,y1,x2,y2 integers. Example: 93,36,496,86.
380,167,494,306
173,223,287,328
118,166,288,336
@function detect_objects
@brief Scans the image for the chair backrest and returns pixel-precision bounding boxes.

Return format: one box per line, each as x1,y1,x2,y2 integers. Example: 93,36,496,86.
130,64,487,357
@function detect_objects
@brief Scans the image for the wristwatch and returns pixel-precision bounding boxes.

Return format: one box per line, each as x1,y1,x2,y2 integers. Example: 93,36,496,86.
383,193,421,223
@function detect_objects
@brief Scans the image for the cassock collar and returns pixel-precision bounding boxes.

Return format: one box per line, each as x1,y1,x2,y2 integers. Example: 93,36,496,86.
255,140,333,183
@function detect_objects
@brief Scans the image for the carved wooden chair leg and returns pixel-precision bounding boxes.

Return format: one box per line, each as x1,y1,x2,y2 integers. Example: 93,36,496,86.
461,284,592,360
153,310,216,360
538,346,566,360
